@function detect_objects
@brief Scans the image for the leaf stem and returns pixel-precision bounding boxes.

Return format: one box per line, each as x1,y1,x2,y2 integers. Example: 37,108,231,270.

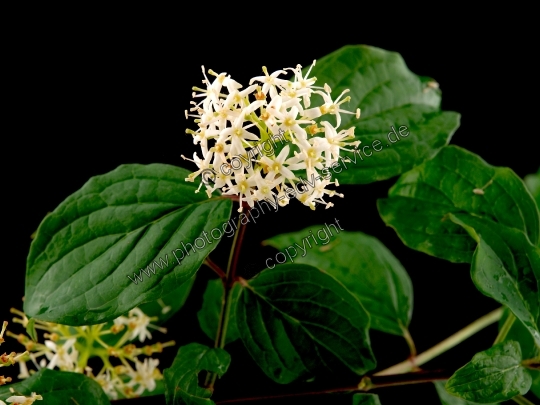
375,307,503,376
207,211,249,388
493,310,515,345
229,210,248,287
204,257,226,280
219,288,235,349
511,395,536,405
400,324,417,358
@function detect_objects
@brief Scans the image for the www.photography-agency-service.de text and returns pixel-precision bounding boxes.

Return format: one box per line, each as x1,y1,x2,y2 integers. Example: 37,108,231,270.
201,124,410,190
126,197,283,284
127,125,409,284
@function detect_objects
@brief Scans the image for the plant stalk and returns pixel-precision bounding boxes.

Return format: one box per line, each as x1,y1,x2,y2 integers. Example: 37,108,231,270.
511,395,536,405
376,307,503,376
493,310,515,345
206,210,249,388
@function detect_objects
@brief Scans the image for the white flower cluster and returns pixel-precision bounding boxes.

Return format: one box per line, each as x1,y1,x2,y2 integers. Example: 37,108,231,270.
0,392,42,405
3,308,172,400
1,321,41,404
184,62,361,211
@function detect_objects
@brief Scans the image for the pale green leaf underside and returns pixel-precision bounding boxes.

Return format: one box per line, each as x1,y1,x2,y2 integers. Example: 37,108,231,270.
24,164,232,325
164,343,230,405
445,341,532,403
264,227,412,336
236,264,376,384
469,232,540,346
0,369,111,404
306,44,460,184
434,381,498,405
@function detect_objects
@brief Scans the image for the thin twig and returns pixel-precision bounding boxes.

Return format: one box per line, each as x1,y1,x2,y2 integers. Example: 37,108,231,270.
204,257,226,280
375,307,503,376
215,370,452,404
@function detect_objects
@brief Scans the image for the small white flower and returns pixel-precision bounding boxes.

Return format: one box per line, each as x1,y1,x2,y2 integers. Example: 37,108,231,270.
17,360,30,379
314,85,360,127
259,145,296,182
126,358,160,396
94,369,120,400
123,308,152,343
0,321,7,346
249,66,290,96
5,392,43,404
44,338,78,371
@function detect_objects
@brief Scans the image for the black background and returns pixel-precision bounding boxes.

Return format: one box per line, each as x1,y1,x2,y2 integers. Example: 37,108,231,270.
3,13,539,405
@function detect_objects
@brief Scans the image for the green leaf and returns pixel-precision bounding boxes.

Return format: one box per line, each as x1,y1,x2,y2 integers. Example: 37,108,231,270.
139,273,197,324
263,226,412,336
305,44,460,184
26,318,38,342
531,370,540,399
24,164,232,325
0,369,111,404
163,342,231,405
445,341,532,403
352,393,382,405
236,263,376,384
378,145,539,263
499,308,540,361
378,146,540,345
525,169,540,208
446,213,540,346
197,279,242,345
434,381,498,404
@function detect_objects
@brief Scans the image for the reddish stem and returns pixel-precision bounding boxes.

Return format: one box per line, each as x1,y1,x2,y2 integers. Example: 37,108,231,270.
229,207,249,287
214,370,452,404
204,257,226,280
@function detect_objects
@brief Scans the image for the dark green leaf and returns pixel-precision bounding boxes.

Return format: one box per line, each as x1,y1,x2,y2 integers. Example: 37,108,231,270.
139,273,197,324
499,308,540,361
0,369,111,404
263,226,412,336
24,164,232,325
378,145,539,263
163,343,230,405
197,279,242,345
352,393,382,405
445,341,532,403
468,232,540,346
524,169,540,207
236,264,375,384
434,381,498,404
378,146,540,345
531,370,540,399
306,45,460,184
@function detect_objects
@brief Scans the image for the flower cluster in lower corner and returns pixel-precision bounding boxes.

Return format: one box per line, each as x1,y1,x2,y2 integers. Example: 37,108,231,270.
183,62,362,212
1,307,174,400
0,392,42,405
